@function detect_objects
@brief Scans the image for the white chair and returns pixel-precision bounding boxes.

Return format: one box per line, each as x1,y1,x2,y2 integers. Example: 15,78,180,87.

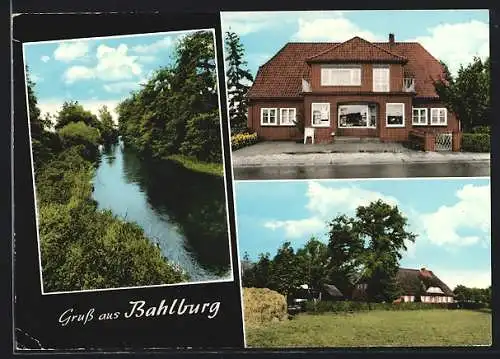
304,127,315,144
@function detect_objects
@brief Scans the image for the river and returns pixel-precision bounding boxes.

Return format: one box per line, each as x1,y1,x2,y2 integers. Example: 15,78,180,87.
91,141,232,283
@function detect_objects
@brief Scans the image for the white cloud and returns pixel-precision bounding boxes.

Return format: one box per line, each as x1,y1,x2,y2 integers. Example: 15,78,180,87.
434,268,491,289
63,44,142,84
64,65,94,82
292,17,381,42
53,41,90,62
103,81,140,93
408,20,489,75
137,55,157,63
264,217,325,239
132,36,174,54
305,182,398,218
38,99,121,125
419,184,490,247
40,55,50,63
263,181,399,239
221,11,344,36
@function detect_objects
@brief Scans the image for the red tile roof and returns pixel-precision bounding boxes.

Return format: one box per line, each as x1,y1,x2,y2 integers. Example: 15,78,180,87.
247,37,447,99
307,36,407,63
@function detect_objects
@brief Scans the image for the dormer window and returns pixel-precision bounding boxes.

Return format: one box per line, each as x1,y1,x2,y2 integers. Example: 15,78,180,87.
321,65,361,86
404,78,415,92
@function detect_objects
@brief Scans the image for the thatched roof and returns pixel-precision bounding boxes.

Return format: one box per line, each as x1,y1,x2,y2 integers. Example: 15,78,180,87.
323,283,343,297
396,268,454,296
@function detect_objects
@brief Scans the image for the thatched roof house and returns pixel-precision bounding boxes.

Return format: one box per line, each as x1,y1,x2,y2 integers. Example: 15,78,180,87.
353,267,455,303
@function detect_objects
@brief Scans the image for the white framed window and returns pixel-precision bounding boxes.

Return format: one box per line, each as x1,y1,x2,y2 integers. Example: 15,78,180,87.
412,108,428,125
280,108,296,126
430,108,447,126
338,104,376,128
261,108,277,126
311,103,330,127
386,103,405,127
321,65,361,86
373,66,390,92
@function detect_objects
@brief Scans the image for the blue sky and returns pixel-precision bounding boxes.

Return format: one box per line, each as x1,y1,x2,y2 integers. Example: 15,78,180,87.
23,29,215,123
221,10,489,78
234,178,491,289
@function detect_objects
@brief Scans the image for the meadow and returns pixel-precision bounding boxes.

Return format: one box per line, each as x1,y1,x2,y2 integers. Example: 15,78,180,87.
246,309,492,348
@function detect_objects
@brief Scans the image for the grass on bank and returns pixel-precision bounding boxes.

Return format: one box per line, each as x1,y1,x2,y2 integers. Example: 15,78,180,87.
246,309,492,348
166,154,224,177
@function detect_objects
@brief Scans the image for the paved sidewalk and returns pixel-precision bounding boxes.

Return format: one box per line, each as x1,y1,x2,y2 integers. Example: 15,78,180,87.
232,142,490,167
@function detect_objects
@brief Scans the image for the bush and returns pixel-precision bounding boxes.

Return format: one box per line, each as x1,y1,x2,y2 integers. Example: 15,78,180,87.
179,111,223,163
471,126,491,135
305,300,455,314
461,133,490,152
231,132,258,151
243,287,288,326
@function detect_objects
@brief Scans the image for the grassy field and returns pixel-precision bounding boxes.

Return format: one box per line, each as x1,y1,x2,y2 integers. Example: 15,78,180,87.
246,310,492,348
166,154,223,176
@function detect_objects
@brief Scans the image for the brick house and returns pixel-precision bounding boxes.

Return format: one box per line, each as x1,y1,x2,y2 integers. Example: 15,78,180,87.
246,34,461,150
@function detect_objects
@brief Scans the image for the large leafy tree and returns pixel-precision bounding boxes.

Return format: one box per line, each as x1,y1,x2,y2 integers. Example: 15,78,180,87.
326,214,364,297
434,56,490,132
225,31,254,134
354,200,416,302
117,30,222,163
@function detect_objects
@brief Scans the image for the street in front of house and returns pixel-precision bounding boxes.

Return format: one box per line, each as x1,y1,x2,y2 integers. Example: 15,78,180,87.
231,141,490,180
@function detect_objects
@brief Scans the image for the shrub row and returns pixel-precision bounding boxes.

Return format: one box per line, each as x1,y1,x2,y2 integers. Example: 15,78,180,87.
462,133,490,152
231,132,259,151
304,300,459,314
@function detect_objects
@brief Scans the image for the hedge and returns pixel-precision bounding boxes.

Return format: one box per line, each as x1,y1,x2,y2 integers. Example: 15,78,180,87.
304,300,459,314
231,132,259,151
461,133,490,152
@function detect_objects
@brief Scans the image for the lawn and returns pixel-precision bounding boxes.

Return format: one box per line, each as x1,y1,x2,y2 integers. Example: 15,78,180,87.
165,154,224,176
246,310,491,348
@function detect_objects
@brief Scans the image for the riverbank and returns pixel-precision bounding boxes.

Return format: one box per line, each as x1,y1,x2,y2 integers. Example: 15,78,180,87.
166,154,224,177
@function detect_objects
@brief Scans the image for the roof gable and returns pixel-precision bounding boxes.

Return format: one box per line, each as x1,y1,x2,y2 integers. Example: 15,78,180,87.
306,36,407,63
247,40,445,99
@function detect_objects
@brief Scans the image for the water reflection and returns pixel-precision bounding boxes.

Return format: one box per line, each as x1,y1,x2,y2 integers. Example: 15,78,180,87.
92,141,231,282
234,162,490,180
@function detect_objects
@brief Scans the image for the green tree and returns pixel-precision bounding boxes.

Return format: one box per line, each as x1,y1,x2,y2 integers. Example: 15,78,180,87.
354,200,417,302
268,242,304,298
55,101,101,131
57,122,101,161
179,110,222,162
98,105,118,145
326,214,364,297
295,237,330,292
225,31,254,134
434,57,490,132
26,68,58,169
117,30,222,164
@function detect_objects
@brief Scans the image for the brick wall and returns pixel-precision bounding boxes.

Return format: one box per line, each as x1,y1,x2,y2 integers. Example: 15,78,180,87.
247,100,303,140
309,63,405,93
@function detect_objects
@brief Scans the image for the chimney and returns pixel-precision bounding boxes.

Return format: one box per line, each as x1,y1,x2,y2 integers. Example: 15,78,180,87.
389,33,395,45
